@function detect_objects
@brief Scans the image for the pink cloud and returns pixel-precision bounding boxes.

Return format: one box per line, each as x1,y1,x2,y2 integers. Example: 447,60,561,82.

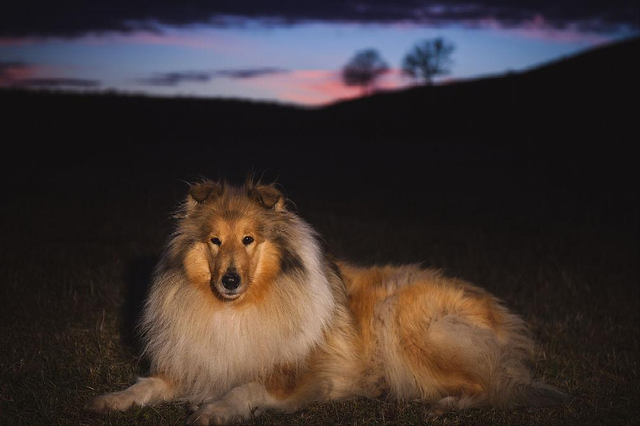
475,15,612,44
0,60,76,89
246,68,409,106
236,69,355,105
376,68,407,90
0,37,41,47
285,70,361,105
514,15,612,43
0,62,41,86
0,30,247,53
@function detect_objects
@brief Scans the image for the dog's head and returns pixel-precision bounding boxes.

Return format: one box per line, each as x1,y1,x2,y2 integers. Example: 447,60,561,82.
177,179,292,302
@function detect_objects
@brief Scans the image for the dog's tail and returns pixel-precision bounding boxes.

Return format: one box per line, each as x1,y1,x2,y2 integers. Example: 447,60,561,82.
494,380,569,409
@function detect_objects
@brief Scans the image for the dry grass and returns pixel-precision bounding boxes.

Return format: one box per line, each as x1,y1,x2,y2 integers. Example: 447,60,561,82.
1,180,638,425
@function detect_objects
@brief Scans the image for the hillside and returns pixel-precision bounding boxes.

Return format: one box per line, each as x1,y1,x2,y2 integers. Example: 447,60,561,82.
319,36,639,161
0,36,637,186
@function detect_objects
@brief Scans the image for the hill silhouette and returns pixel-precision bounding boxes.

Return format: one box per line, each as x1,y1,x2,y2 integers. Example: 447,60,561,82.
1,36,637,192
319,36,638,160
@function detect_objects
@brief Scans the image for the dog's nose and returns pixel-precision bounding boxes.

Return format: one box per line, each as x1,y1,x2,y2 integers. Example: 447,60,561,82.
221,272,241,290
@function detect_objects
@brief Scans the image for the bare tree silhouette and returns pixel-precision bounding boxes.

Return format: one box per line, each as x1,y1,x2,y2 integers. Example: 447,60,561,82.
402,38,455,85
342,49,389,95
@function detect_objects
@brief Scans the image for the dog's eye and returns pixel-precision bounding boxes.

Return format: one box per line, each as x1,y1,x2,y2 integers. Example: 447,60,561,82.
211,237,222,246
242,236,254,245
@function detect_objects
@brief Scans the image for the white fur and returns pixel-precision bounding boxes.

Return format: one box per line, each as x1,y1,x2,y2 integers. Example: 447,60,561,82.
138,214,335,403
86,376,173,412
186,383,279,425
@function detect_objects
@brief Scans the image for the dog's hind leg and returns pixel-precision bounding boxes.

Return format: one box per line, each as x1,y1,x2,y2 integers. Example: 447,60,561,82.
86,375,175,412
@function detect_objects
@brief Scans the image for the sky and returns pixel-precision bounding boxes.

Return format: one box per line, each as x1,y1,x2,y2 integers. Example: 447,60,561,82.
1,1,638,106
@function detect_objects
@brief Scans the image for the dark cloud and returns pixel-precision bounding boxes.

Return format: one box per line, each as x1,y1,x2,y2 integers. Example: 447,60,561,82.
0,61,27,72
213,68,289,79
15,78,101,88
136,71,213,87
0,61,37,86
0,61,29,79
136,68,288,86
0,61,102,88
1,1,638,38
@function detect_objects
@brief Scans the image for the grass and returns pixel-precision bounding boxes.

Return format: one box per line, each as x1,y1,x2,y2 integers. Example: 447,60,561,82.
1,175,638,426
2,39,637,423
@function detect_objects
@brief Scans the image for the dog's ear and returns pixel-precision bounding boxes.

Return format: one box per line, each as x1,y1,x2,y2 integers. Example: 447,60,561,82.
248,183,286,212
188,180,223,204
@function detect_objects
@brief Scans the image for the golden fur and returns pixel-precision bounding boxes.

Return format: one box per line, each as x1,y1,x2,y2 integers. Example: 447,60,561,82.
87,179,567,424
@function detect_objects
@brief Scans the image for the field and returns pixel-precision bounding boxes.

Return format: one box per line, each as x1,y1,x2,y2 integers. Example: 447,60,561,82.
1,38,638,425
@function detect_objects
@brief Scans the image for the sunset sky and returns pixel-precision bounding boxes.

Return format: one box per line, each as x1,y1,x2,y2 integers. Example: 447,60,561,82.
1,1,638,105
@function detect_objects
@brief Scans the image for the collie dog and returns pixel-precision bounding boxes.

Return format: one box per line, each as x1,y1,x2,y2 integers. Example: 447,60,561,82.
87,179,567,424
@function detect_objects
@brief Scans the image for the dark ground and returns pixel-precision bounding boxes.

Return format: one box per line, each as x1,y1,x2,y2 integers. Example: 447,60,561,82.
0,37,638,425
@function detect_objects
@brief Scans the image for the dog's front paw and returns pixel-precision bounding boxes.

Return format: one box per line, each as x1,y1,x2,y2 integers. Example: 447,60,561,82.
85,391,136,413
186,401,247,425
